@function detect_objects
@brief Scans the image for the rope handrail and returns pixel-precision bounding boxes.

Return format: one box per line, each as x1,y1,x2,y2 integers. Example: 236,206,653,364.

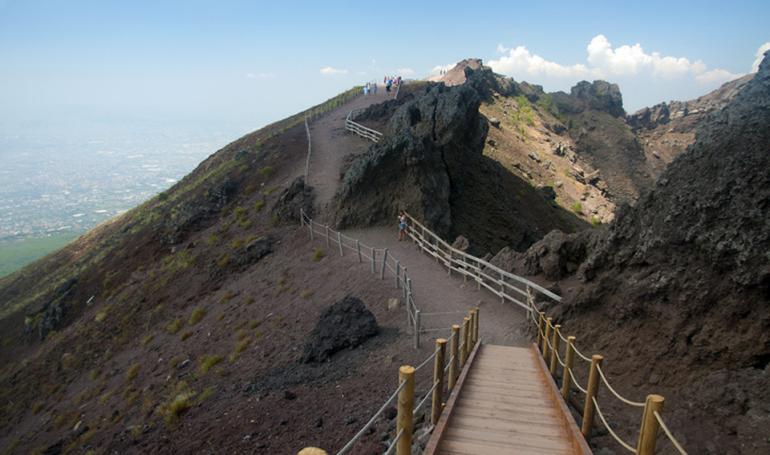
382,428,404,455
413,379,439,416
335,380,407,455
654,411,688,455
414,347,438,372
596,365,646,408
572,344,593,362
591,396,638,453
569,368,588,394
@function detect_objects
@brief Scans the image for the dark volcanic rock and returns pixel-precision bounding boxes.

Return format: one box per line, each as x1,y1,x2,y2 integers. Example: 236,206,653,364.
301,295,379,363
271,177,314,224
512,52,770,454
24,278,77,340
627,102,670,130
333,81,487,237
234,237,273,270
569,80,625,118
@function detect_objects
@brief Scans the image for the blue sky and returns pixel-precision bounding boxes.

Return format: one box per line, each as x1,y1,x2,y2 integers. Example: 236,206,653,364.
0,0,768,132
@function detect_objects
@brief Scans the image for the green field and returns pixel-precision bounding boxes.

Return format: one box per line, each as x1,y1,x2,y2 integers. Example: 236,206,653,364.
0,232,83,278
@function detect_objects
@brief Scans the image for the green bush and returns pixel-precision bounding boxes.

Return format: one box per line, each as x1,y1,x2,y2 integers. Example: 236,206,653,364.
313,248,325,262
571,202,583,214
199,355,224,374
188,307,206,325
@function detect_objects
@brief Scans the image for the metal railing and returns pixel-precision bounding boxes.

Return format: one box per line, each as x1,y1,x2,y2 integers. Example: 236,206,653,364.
300,209,422,348
300,310,480,455
345,109,383,143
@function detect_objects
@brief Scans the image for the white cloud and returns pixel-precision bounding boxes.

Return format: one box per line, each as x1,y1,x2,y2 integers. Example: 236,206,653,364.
430,63,455,75
751,42,770,72
489,34,744,85
320,66,348,75
695,68,743,85
395,68,415,76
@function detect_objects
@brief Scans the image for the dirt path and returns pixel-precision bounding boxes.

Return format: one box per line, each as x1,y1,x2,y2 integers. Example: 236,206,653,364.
306,92,389,219
305,94,530,347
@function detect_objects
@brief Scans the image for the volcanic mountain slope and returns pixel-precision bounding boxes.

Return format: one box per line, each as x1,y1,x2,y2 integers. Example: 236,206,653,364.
494,52,770,454
0,88,439,455
434,59,751,225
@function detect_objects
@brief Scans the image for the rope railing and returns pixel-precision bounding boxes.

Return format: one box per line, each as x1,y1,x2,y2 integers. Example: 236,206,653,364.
301,310,480,455
399,213,687,455
592,396,638,453
654,411,688,455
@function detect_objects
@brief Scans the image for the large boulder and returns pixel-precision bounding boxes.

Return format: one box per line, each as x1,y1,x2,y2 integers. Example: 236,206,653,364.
569,80,625,118
301,296,379,363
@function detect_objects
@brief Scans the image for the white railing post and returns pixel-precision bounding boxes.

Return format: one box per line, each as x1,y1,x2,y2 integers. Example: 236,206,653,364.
499,271,505,304
324,225,330,248
413,309,421,348
337,231,343,256
380,248,389,280
300,208,304,227
356,240,362,263
371,248,376,274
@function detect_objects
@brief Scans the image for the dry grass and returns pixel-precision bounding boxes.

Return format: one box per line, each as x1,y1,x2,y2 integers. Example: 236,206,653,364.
166,318,183,334
218,290,234,305
141,334,154,346
126,363,140,381
180,331,193,341
313,248,325,262
188,307,206,325
199,355,224,374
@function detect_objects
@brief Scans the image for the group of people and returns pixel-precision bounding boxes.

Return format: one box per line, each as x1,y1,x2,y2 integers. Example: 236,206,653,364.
362,75,403,96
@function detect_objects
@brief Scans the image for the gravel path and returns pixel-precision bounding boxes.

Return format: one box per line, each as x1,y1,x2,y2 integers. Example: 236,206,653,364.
305,94,530,347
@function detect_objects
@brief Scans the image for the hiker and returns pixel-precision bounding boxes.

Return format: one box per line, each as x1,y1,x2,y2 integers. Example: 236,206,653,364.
386,79,392,93
397,211,407,241
372,82,377,95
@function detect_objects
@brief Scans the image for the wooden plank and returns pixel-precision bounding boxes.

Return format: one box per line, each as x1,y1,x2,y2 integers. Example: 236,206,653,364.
461,382,550,397
439,436,572,455
458,390,557,408
451,408,561,426
452,398,560,418
449,414,566,437
444,427,573,451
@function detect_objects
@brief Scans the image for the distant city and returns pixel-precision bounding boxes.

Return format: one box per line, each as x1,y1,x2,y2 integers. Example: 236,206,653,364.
0,117,251,276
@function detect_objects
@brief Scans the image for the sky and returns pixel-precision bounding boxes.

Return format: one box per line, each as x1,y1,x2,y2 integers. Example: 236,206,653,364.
0,0,768,132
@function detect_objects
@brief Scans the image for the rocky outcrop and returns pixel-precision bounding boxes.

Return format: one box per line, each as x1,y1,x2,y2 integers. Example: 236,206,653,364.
271,177,314,224
332,80,487,237
551,80,625,118
301,295,379,363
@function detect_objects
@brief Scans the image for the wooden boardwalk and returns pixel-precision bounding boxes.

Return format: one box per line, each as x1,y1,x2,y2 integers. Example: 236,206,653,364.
425,344,591,455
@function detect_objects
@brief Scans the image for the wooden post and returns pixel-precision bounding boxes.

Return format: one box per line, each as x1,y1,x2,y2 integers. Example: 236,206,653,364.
297,448,327,455
337,232,343,256
413,310,421,349
636,394,665,455
460,317,470,366
396,365,415,455
581,354,604,437
371,249,376,274
550,324,561,375
561,336,576,400
542,318,553,360
536,312,544,348
308,221,314,240
474,306,480,345
299,208,304,227
469,310,477,347
324,225,330,248
380,248,389,280
526,286,533,325
476,267,481,290
395,260,400,289
431,339,447,425
448,325,460,392
356,240,362,263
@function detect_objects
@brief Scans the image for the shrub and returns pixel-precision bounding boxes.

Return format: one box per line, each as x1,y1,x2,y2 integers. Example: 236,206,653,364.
235,336,251,354
166,319,183,334
199,355,224,374
126,363,140,381
94,310,108,322
571,202,583,214
259,166,274,177
313,248,325,262
300,289,314,299
161,392,195,424
197,387,214,404
188,307,206,325
254,200,265,211
591,216,602,226
206,233,219,246
234,206,247,220
180,331,193,341
141,334,154,346
216,253,230,269
230,238,244,249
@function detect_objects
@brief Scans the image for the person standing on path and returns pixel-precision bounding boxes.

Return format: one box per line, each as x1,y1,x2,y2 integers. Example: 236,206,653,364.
398,211,407,241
